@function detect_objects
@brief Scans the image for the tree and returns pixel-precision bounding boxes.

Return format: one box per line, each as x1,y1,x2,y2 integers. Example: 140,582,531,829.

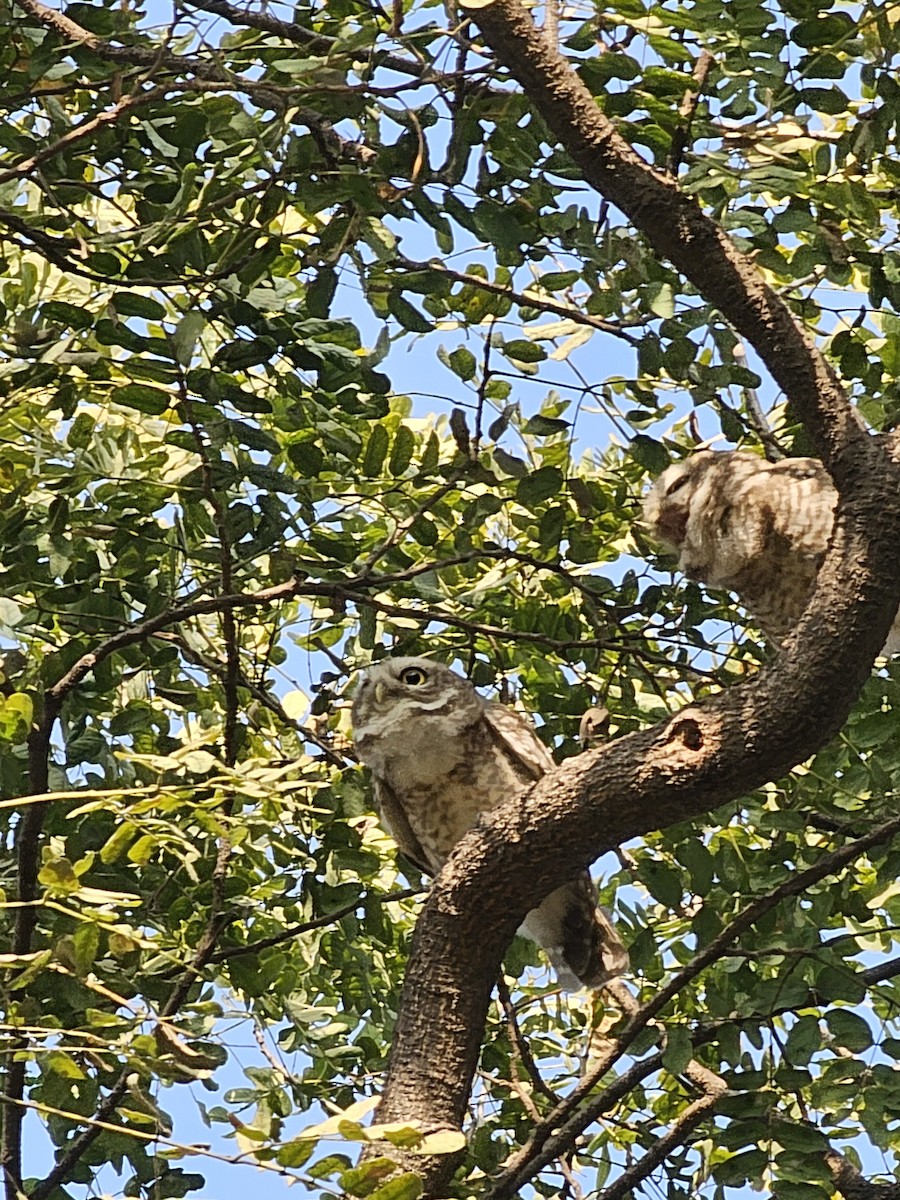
2,0,900,1198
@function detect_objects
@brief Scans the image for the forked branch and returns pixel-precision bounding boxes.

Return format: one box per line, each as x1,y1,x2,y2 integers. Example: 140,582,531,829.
371,0,900,1192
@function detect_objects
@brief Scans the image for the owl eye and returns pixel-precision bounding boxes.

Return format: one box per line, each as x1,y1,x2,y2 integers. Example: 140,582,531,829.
664,473,691,498
399,666,428,686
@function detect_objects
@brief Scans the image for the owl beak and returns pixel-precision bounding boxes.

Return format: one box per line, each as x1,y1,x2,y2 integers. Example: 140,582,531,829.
374,680,386,705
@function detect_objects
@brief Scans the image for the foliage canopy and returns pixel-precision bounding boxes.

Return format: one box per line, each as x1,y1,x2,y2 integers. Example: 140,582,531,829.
3,0,900,1198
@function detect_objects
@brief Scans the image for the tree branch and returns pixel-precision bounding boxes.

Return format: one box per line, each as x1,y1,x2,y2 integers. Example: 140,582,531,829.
667,49,714,175
462,0,864,479
599,1084,727,1200
0,87,167,185
181,0,443,82
369,5,900,1191
393,256,646,343
11,1,381,171
826,1148,900,1200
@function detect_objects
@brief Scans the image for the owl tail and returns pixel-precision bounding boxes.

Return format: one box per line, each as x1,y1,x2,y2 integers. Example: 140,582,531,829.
520,876,629,991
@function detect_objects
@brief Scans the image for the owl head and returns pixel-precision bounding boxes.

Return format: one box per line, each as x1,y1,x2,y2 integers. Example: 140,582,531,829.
351,657,483,763
641,451,721,551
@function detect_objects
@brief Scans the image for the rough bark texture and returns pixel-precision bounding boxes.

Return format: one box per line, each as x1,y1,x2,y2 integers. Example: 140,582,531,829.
372,0,900,1191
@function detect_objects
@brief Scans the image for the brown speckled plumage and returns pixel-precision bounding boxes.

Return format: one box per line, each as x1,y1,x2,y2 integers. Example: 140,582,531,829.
643,449,900,653
351,657,628,990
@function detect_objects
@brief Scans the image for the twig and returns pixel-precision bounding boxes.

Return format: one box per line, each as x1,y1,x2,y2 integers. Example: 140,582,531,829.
176,385,240,769
473,320,495,454
598,1083,726,1200
12,0,377,167
181,0,443,81
29,884,419,1197
4,1092,310,1183
357,467,468,579
731,342,786,460
394,255,644,343
496,976,556,1106
158,388,240,1022
32,898,231,1197
28,1074,131,1200
156,631,351,768
0,88,167,185
668,49,713,175
557,1154,585,1200
192,888,422,967
297,107,378,166
1,682,66,1196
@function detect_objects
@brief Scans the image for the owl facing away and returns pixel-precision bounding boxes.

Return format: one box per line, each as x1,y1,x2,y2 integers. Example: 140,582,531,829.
642,449,900,654
351,658,628,990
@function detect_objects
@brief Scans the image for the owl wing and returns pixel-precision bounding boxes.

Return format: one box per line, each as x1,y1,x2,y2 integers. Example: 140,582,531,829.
372,777,433,876
763,456,837,555
767,456,830,483
482,701,555,780
485,701,627,989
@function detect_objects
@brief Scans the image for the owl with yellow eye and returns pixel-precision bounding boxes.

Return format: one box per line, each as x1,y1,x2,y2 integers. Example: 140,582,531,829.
351,657,628,990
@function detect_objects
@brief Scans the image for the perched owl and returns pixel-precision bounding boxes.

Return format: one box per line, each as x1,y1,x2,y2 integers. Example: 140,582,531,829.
642,449,900,653
351,658,628,990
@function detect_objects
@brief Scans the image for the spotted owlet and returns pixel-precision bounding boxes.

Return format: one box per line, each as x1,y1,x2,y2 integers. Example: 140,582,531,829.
642,449,900,653
351,657,628,990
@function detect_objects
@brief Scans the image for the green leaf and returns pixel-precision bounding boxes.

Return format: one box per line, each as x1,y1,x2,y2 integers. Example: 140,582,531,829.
173,311,206,366
784,1016,821,1066
646,282,675,318
826,1009,872,1053
447,347,477,381
339,1157,397,1197
387,292,433,333
111,293,166,321
113,384,171,415
362,424,390,477
308,1155,354,1180
39,858,79,893
638,861,683,908
45,1050,87,1080
368,1173,423,1200
277,1139,316,1169
72,921,100,975
502,339,547,363
388,425,416,476
307,267,338,318
674,839,715,895
516,466,564,507
494,449,528,478
522,415,569,436
661,1026,692,1076
630,434,670,473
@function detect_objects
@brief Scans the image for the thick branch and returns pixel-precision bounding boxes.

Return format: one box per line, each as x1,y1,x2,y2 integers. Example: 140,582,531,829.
369,5,900,1189
826,1149,900,1200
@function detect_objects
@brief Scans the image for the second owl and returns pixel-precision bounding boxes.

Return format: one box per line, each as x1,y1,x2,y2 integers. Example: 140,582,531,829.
643,448,900,655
